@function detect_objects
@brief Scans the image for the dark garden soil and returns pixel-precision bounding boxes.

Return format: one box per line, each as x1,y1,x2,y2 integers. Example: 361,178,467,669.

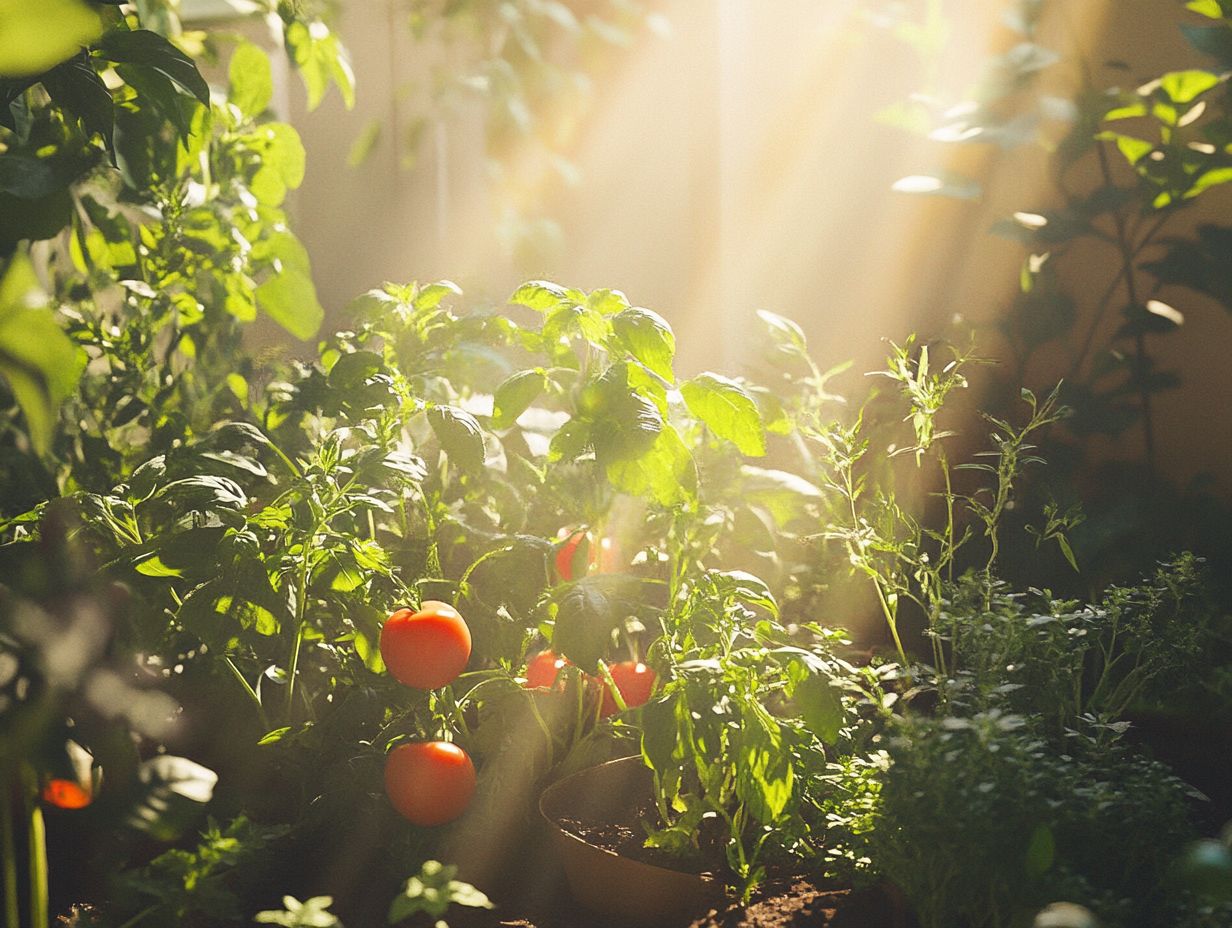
410,755,909,928
409,875,902,928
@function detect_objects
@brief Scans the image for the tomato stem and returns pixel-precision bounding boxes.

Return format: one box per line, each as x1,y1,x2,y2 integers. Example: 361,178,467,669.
1,764,19,928
23,769,47,928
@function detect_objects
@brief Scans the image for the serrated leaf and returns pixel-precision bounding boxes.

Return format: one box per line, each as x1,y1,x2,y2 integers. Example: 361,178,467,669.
681,372,766,456
428,404,486,471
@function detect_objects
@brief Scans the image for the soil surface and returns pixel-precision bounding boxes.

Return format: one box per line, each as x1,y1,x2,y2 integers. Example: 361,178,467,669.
414,877,902,928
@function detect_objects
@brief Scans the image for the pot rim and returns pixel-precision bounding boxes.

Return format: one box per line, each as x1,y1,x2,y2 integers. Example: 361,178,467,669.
538,754,719,883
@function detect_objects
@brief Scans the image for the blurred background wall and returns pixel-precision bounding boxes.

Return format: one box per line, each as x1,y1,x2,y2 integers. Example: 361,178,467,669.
251,0,1232,497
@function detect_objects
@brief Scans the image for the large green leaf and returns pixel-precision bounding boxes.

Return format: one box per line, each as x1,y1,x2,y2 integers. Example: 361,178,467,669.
551,580,616,671
253,233,324,339
795,673,843,745
681,372,766,456
605,423,696,507
97,30,209,105
612,307,675,381
0,253,85,455
734,706,794,825
41,53,114,148
229,42,272,118
0,0,103,78
491,369,548,428
428,404,486,471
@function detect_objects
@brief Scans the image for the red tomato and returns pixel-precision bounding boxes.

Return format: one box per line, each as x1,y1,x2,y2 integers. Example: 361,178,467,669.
524,650,570,689
379,601,472,690
554,530,592,582
384,741,476,826
599,661,657,717
42,779,92,810
555,530,620,581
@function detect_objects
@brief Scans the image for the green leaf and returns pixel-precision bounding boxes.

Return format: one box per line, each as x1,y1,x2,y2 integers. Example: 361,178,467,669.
734,707,793,825
551,580,616,671
1158,69,1222,104
247,123,306,205
1186,0,1227,18
1025,824,1056,877
0,0,103,78
428,404,486,471
509,279,569,312
414,280,462,310
715,569,778,617
229,42,273,118
795,673,843,745
347,118,381,167
98,30,209,105
41,54,114,148
605,423,696,506
1097,131,1153,166
0,253,85,455
492,369,548,428
756,309,809,357
285,20,354,111
640,694,680,773
586,287,630,315
253,233,324,339
612,307,675,381
681,372,766,456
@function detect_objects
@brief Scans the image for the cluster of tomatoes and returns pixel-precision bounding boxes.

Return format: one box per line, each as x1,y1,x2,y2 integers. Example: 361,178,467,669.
523,650,656,718
378,592,656,828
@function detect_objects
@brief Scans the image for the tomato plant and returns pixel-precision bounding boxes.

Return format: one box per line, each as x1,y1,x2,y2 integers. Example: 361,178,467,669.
380,601,472,690
384,741,477,827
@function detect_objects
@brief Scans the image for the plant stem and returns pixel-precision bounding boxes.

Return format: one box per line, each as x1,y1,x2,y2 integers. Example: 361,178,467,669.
223,655,269,729
285,539,314,722
1,765,18,928
27,806,46,928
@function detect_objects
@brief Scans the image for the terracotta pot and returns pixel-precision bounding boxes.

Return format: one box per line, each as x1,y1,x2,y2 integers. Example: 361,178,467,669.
539,755,719,925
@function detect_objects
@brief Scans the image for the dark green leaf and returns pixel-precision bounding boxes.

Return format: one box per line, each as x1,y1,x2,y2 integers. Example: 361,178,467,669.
428,404,486,471
552,580,616,671
41,53,113,148
97,30,209,105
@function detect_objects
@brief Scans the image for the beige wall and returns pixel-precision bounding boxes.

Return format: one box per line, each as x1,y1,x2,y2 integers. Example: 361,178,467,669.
279,0,1232,494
